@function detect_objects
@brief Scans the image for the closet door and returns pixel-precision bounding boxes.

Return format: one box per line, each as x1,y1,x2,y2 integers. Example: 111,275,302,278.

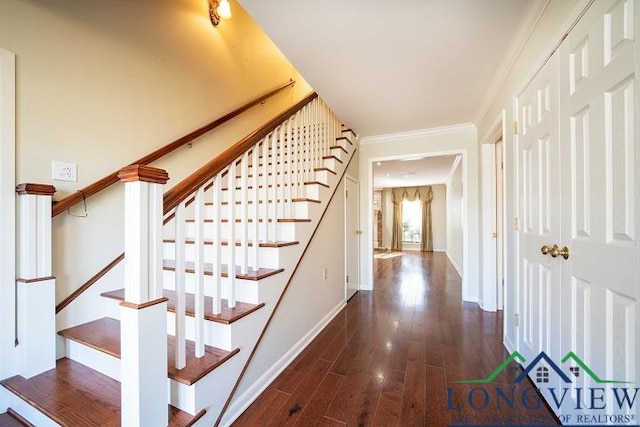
559,0,639,414
515,52,562,365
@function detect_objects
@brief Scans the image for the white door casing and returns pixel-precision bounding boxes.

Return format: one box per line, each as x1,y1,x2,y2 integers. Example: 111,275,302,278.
558,0,639,415
0,48,17,382
345,175,360,300
515,51,563,366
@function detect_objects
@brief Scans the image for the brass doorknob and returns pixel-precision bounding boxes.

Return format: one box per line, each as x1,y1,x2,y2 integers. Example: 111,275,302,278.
541,245,552,255
355,230,362,235
549,244,570,260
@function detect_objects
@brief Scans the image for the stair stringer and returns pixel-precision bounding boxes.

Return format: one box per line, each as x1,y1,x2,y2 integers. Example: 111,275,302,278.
165,135,357,422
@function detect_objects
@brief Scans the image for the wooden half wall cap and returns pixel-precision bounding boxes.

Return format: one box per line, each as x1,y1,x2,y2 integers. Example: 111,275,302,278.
16,183,56,196
117,164,169,184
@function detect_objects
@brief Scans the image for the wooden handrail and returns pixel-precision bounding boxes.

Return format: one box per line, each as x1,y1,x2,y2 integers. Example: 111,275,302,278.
52,80,296,217
163,92,318,215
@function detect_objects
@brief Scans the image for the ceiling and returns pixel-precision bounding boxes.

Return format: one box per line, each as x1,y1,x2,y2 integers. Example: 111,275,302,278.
373,155,458,189
238,0,544,137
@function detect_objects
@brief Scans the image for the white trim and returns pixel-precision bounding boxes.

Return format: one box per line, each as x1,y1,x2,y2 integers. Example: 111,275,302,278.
446,250,462,278
360,123,475,145
474,0,550,126
223,300,346,426
344,174,360,299
0,48,16,382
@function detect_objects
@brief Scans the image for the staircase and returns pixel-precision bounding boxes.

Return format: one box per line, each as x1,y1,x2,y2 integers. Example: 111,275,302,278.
1,95,357,426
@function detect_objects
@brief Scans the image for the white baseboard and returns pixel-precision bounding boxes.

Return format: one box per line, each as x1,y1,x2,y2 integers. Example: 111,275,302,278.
445,251,462,276
222,299,346,426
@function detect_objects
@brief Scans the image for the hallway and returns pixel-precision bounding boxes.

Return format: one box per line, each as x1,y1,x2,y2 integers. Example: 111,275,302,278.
234,252,557,426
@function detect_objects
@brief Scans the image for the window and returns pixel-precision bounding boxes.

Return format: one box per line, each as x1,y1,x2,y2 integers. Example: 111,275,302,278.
536,366,549,383
402,200,421,243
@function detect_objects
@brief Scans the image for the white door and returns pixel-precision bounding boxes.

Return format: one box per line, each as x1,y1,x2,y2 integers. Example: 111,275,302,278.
345,176,360,300
558,0,639,414
515,52,563,365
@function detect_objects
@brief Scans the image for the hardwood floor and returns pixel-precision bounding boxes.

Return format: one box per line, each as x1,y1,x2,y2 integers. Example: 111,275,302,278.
234,251,558,426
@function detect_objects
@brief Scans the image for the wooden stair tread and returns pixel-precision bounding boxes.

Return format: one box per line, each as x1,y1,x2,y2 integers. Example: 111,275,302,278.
101,289,265,325
0,411,31,427
163,238,299,248
184,218,311,224
330,145,348,154
162,259,285,280
58,318,239,385
336,136,354,145
0,358,201,427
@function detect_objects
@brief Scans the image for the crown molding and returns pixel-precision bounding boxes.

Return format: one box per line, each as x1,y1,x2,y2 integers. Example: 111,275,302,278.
360,122,476,145
475,0,550,126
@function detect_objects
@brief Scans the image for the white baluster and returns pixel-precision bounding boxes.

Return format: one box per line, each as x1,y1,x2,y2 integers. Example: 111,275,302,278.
228,161,237,308
174,202,186,369
212,175,222,315
252,146,260,270
261,138,269,243
285,117,293,218
240,152,248,274
270,130,278,241
194,187,205,358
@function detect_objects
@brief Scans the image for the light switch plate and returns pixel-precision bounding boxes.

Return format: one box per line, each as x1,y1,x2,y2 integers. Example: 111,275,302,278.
52,161,77,182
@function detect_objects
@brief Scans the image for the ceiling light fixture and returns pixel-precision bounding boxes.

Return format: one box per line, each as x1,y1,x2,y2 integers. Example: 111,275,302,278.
209,0,232,26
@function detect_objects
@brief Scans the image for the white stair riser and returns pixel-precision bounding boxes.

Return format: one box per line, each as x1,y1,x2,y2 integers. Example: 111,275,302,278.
330,146,345,161
64,339,120,381
163,242,281,269
323,158,340,171
205,201,312,220
162,271,261,304
179,221,297,242
166,312,232,351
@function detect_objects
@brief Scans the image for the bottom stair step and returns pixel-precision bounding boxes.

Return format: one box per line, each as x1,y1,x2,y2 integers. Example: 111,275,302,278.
58,317,239,385
0,358,203,427
0,409,33,427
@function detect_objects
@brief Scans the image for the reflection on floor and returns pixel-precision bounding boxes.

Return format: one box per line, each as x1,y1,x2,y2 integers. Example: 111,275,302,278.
234,251,558,426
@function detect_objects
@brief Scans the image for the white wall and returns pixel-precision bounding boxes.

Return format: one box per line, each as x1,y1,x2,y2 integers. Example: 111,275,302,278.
359,124,479,302
446,161,463,275
0,0,312,310
475,0,585,350
225,173,349,422
379,184,446,251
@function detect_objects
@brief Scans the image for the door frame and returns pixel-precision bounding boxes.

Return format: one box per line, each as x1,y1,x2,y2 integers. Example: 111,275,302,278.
365,149,471,300
480,112,508,312
344,174,360,300
0,48,17,381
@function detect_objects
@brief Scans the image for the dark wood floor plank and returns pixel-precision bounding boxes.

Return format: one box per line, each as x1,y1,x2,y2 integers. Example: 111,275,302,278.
234,252,558,426
372,368,404,427
232,388,291,426
292,373,343,427
266,359,332,427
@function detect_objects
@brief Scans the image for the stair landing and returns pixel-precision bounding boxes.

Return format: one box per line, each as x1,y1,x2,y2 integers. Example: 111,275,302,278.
0,358,203,427
58,317,239,385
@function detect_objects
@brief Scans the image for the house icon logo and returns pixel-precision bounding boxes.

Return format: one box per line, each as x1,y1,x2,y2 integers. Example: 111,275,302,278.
455,350,633,385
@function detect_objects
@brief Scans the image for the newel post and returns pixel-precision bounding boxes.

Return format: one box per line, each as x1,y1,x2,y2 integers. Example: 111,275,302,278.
117,165,169,427
15,183,56,378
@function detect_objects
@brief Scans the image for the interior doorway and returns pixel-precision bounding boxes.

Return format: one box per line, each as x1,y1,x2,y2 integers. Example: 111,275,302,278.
371,154,465,291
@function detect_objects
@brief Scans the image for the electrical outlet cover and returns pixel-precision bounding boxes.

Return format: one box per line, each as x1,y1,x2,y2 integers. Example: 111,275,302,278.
52,161,77,182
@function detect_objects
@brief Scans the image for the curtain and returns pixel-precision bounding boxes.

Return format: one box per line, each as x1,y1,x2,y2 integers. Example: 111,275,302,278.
389,185,434,252
391,188,404,251
420,186,433,252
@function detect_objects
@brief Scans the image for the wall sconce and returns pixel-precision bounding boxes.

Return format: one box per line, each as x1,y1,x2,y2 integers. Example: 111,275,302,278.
209,0,232,26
